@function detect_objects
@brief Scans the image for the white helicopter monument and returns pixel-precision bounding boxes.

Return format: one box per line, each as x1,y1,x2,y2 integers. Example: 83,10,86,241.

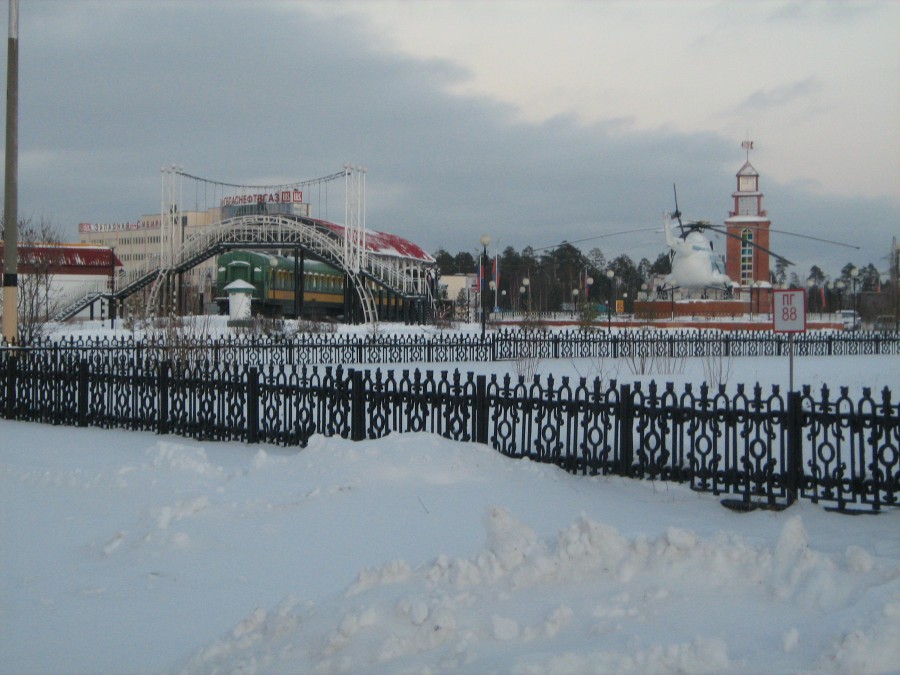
656,185,793,300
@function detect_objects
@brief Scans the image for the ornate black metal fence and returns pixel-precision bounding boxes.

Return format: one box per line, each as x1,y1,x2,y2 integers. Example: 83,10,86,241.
14,328,900,366
2,349,897,513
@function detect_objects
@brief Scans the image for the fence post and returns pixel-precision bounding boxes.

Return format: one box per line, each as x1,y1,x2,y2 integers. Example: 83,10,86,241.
247,366,259,444
350,369,365,441
77,359,89,427
786,390,803,505
476,374,488,445
158,361,170,435
4,354,16,420
618,383,633,476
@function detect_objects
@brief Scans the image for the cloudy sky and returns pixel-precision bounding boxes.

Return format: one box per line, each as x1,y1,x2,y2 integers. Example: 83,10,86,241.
5,0,899,278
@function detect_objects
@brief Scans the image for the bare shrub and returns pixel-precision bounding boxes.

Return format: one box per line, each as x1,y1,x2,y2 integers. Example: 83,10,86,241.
701,349,734,387
514,327,545,380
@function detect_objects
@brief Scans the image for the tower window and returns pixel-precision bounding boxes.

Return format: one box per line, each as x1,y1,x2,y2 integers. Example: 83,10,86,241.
740,229,754,284
738,196,757,215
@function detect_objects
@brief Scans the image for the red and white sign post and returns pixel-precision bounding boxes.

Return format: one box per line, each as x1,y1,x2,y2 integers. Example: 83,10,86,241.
773,289,806,391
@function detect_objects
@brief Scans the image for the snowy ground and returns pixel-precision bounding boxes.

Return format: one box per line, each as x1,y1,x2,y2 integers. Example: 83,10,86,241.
2,322,899,673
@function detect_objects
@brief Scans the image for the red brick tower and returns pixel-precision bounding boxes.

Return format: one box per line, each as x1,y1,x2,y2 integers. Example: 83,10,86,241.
724,141,771,287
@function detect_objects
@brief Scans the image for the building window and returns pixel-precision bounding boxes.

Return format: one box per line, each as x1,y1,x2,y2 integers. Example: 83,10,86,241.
738,196,757,215
740,229,754,284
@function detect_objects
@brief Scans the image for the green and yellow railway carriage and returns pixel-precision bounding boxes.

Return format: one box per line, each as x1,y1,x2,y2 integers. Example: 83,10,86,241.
215,250,345,318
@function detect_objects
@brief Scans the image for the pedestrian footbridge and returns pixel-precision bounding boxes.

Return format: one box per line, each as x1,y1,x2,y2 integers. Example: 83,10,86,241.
55,167,437,325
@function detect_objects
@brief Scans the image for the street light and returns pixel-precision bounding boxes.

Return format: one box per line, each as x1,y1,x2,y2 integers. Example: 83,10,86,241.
606,269,615,329
480,234,491,339
522,276,530,314
571,288,579,317
850,267,859,330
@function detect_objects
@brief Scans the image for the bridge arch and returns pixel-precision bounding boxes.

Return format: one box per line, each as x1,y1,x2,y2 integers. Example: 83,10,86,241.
107,213,434,325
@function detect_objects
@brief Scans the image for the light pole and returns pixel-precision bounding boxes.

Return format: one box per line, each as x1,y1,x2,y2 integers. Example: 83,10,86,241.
480,234,490,339
850,267,859,330
571,288,579,317
836,280,845,316
606,269,615,329
522,276,530,314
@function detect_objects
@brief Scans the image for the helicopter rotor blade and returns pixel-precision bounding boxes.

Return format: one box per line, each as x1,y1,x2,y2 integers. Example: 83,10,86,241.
533,227,660,252
708,223,860,250
672,184,684,234
704,226,795,266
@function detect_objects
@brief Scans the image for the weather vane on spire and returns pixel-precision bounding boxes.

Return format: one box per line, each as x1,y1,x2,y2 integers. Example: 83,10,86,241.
741,137,754,161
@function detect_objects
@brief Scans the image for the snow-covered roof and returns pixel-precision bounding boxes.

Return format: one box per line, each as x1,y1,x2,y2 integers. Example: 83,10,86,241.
224,279,256,292
306,218,435,264
736,161,758,177
724,215,770,224
0,243,122,274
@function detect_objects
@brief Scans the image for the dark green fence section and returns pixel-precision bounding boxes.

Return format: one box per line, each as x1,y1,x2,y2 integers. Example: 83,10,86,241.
11,328,900,366
2,348,897,513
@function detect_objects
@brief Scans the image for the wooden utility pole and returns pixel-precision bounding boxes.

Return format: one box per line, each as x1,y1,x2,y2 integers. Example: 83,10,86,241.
2,0,19,344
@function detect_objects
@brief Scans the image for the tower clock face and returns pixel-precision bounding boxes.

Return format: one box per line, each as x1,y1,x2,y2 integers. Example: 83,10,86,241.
739,175,756,191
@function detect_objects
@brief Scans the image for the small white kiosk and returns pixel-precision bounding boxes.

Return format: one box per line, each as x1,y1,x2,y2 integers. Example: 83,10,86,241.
224,279,255,325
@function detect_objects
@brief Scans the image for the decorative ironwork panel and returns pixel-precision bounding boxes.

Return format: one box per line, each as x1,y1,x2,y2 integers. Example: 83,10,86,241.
434,370,476,441
730,384,788,505
684,383,731,495
631,381,682,481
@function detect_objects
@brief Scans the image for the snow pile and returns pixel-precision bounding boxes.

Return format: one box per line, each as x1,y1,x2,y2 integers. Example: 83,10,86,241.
179,504,899,674
2,349,899,674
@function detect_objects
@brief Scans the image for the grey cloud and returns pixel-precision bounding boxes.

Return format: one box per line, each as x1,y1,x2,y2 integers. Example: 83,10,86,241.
734,78,822,113
7,1,896,280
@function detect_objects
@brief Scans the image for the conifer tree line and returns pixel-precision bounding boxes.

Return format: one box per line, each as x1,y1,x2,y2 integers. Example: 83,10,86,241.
431,242,895,319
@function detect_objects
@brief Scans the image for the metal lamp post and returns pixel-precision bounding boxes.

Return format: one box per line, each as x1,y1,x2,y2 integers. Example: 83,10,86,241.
571,288,579,317
606,269,615,329
480,234,490,339
522,276,530,314
850,267,859,330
